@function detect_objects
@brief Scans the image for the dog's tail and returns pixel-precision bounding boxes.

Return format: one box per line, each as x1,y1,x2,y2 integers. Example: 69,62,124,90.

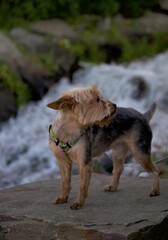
143,102,157,121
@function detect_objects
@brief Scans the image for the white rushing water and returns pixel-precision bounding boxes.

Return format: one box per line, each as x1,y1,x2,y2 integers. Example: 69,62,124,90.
0,51,168,189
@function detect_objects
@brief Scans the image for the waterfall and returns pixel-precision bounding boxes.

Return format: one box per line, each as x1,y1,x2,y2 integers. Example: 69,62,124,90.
0,51,168,189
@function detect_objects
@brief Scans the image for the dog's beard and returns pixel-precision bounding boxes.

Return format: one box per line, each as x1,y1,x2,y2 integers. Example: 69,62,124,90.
96,112,116,127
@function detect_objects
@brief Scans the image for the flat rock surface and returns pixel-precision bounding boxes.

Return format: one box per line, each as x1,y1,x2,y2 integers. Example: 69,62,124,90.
0,173,168,240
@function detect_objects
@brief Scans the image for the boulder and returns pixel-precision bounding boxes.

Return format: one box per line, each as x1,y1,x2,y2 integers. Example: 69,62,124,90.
9,26,79,84
0,32,53,100
0,173,168,240
0,32,21,67
29,19,78,41
136,12,168,33
17,59,53,100
112,12,168,40
9,27,49,53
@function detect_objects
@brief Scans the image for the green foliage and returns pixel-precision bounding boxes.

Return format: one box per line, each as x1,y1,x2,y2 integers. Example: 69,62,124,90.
40,53,58,73
79,0,119,16
104,22,168,62
0,64,31,106
118,32,168,62
53,0,81,19
118,0,160,18
59,30,106,64
62,17,168,64
58,15,168,64
0,0,161,29
0,0,54,28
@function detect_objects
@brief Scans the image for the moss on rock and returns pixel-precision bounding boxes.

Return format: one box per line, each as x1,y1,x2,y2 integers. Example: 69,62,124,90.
0,63,31,107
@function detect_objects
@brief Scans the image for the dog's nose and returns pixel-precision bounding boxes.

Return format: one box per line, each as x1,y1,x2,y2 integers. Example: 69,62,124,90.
113,103,117,109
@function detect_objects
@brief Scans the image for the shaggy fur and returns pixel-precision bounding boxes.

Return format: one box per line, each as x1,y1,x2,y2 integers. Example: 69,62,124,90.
47,86,160,210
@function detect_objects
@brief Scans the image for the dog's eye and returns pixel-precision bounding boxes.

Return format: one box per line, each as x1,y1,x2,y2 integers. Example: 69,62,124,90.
96,96,100,102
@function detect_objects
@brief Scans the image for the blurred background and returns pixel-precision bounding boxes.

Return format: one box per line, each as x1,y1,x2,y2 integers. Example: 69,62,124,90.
0,0,168,189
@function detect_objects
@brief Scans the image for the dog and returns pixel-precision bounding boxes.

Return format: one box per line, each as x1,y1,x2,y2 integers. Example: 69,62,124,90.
47,86,160,210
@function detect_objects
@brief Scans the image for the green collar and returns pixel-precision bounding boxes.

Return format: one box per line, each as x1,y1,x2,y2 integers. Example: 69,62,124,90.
49,125,84,152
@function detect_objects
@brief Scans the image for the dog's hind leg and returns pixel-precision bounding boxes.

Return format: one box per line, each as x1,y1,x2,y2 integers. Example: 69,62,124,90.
137,155,160,197
104,143,128,192
130,144,160,197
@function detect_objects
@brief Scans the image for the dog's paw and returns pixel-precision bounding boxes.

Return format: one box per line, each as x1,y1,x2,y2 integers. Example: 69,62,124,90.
70,202,83,210
149,189,160,197
52,196,68,204
104,184,117,192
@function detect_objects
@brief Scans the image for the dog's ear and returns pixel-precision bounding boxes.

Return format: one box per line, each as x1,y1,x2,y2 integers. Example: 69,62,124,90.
47,95,77,110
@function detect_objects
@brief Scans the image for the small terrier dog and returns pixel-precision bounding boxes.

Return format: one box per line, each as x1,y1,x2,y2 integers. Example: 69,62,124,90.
47,86,160,210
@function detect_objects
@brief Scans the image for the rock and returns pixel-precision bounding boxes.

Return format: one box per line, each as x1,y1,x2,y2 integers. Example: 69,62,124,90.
112,12,168,39
0,32,21,66
100,42,122,63
0,84,17,122
0,32,55,101
97,17,112,32
160,0,168,10
9,27,49,53
9,26,79,83
0,173,168,240
158,89,168,112
135,12,168,34
122,29,153,42
30,19,77,41
127,75,149,100
17,60,53,100
52,45,79,81
98,151,113,173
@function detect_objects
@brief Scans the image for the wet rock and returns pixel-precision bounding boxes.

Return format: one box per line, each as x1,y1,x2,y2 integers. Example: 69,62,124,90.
0,84,17,122
100,42,122,63
52,45,79,81
158,89,168,112
17,60,53,100
128,76,149,100
98,151,113,174
0,174,168,240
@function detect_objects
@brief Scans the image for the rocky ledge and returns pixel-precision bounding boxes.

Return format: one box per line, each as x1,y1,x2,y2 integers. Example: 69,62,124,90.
0,173,168,240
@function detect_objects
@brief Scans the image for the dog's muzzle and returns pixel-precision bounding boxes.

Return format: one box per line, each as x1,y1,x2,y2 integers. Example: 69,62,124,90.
109,102,117,115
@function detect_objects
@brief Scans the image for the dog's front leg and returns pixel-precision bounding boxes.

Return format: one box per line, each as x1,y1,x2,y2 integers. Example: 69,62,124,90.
70,162,92,210
53,161,72,204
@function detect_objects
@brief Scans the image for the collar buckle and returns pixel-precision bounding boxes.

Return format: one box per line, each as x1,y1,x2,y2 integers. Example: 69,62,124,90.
59,142,71,152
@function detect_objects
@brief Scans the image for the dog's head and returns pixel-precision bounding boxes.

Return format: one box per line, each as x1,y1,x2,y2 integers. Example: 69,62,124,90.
47,86,116,127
